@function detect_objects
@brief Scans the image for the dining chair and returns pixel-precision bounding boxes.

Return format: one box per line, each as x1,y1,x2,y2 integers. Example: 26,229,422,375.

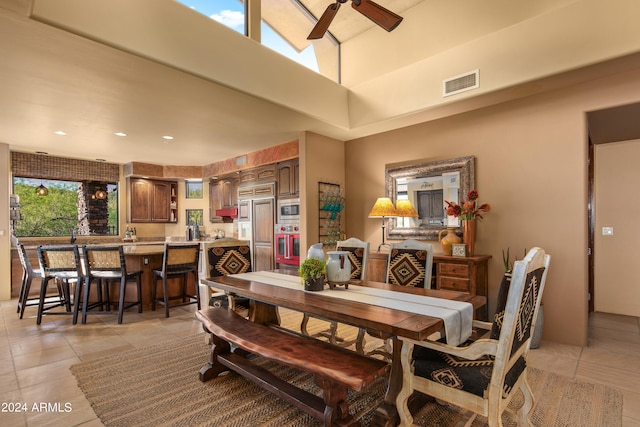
16,243,49,319
301,237,370,348
365,239,435,358
81,245,143,324
386,239,434,288
36,245,83,325
200,238,252,311
395,247,550,427
152,243,200,317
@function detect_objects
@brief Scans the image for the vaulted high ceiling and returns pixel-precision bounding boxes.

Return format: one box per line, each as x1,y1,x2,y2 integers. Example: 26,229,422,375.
1,0,640,166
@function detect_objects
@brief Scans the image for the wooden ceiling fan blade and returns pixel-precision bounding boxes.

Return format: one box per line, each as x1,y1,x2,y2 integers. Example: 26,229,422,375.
351,0,403,32
307,2,341,40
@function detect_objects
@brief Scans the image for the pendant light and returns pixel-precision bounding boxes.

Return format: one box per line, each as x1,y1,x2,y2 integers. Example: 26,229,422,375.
35,152,49,196
35,180,48,196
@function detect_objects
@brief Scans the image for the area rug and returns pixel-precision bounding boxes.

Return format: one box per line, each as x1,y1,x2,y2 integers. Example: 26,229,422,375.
70,313,622,427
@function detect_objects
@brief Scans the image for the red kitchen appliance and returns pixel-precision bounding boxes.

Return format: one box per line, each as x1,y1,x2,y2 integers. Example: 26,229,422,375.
275,224,300,267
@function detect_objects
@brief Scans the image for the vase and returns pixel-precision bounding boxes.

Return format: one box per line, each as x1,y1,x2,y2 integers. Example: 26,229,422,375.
438,227,462,256
307,243,325,262
462,219,476,257
304,276,325,291
326,251,351,284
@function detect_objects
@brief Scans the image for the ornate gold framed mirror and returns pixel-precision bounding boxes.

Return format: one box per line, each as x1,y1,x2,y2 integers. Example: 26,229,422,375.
385,156,475,240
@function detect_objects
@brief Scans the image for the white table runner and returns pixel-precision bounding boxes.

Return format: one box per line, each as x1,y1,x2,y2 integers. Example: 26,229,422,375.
230,271,473,346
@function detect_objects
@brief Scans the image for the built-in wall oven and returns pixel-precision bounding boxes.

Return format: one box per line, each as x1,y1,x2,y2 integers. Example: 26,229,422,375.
277,198,300,224
275,224,300,267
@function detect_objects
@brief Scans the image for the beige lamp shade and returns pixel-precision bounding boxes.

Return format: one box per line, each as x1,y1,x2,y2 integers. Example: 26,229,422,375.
368,197,398,217
395,199,418,217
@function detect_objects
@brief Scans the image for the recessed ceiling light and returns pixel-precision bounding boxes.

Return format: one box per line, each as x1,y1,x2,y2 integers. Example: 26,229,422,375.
114,132,127,137
53,130,67,135
162,135,174,140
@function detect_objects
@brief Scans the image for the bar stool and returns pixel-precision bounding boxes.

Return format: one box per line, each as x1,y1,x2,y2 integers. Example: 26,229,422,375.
16,243,52,319
152,243,200,317
81,245,143,324
36,245,83,325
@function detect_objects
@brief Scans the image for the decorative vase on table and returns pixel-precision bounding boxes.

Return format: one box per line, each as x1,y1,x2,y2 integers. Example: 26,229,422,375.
462,219,476,257
326,251,351,289
304,276,325,291
438,227,462,256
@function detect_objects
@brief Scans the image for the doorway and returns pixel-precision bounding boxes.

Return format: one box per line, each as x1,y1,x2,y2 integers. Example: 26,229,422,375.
587,102,640,316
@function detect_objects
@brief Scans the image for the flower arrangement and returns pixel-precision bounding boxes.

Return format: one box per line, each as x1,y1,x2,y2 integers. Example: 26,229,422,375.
445,190,491,221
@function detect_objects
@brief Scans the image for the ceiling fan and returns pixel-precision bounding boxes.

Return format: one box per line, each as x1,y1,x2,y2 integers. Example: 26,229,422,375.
307,0,403,40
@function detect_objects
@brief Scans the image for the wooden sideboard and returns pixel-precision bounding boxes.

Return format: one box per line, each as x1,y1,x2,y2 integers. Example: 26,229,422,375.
366,251,491,320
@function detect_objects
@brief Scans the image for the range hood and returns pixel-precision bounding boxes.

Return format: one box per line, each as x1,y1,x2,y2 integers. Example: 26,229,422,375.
215,207,238,218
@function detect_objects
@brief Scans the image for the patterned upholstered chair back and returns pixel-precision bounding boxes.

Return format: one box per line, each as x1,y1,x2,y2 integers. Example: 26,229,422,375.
201,238,252,310
204,238,252,278
336,237,370,280
386,239,434,288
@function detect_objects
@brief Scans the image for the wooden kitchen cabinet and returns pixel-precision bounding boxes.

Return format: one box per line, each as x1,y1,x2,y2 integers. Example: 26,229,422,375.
277,158,299,198
366,251,491,320
209,176,238,223
129,178,177,223
239,163,277,185
252,197,275,271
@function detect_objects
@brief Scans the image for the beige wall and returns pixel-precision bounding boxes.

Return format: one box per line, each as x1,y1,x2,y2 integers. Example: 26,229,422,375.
0,143,10,300
594,139,640,316
345,67,640,347
299,132,345,257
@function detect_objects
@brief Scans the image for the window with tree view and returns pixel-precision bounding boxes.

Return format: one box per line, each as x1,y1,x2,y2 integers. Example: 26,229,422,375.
13,177,118,237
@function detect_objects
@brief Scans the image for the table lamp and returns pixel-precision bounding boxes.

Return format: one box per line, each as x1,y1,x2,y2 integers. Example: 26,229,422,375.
368,197,398,251
395,199,418,218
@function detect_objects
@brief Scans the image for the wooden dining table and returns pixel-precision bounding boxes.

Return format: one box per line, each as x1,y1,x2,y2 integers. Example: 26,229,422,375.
203,270,485,427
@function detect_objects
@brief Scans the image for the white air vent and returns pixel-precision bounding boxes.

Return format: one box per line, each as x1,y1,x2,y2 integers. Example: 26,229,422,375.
443,70,479,97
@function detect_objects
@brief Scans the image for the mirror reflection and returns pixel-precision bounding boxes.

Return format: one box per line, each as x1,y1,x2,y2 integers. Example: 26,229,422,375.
386,156,475,240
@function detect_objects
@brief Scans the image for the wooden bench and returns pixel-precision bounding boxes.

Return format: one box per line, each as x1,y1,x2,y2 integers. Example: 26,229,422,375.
196,307,390,427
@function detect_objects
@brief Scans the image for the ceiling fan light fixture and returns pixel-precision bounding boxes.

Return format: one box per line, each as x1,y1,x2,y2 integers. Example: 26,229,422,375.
351,0,403,32
307,0,403,40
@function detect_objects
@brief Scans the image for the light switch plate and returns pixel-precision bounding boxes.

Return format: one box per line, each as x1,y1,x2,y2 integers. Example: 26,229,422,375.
602,227,614,235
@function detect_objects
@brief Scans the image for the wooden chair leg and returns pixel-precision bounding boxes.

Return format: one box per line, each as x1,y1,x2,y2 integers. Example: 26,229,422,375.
81,278,91,324
151,276,158,311
17,272,27,314
72,278,83,325
194,272,200,310
118,277,126,324
163,277,170,318
17,275,31,319
136,275,143,313
36,277,48,325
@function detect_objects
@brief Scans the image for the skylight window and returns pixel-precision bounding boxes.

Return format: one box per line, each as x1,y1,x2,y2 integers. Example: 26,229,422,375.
176,0,337,81
178,0,245,35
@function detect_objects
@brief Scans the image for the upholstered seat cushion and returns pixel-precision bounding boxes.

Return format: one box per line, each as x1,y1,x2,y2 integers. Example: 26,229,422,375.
412,345,526,398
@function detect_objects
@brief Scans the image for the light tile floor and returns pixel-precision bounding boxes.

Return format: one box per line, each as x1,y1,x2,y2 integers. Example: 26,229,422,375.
0,300,639,426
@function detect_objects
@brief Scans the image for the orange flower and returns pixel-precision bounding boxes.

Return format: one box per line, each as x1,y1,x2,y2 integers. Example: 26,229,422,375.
445,190,491,220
